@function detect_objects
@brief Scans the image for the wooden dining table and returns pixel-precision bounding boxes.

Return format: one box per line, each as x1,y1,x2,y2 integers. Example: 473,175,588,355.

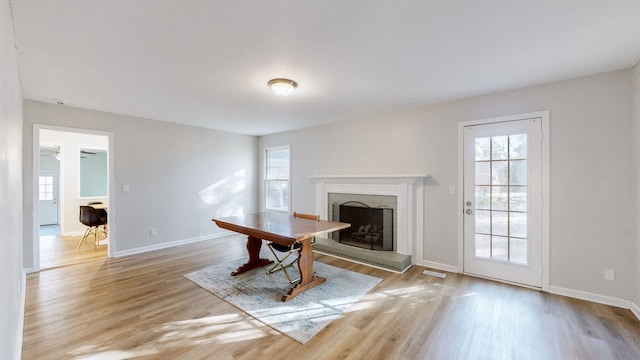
212,212,350,301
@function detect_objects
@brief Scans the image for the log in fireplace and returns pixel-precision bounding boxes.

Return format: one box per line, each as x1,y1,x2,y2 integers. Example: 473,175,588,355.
331,201,393,251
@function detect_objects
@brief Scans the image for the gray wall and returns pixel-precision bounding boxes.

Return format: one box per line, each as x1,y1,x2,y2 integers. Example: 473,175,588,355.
0,0,24,357
259,69,635,301
634,63,640,308
23,101,259,269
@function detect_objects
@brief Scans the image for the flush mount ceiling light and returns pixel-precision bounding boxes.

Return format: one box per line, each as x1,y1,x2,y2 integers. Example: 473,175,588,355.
268,78,297,96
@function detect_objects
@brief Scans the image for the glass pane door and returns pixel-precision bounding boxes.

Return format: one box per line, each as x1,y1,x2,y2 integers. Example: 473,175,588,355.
473,133,528,265
463,117,543,287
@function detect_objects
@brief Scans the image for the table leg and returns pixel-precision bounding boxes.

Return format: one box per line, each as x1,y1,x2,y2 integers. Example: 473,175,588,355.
231,236,273,276
282,238,326,301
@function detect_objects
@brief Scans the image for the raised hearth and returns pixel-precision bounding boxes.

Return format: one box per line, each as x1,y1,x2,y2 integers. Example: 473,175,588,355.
313,237,411,272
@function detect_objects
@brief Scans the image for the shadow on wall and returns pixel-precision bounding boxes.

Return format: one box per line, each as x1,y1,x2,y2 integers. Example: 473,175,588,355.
199,169,246,218
425,176,439,187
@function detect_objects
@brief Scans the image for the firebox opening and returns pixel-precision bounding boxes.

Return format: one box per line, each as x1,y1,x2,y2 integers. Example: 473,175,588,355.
331,201,393,251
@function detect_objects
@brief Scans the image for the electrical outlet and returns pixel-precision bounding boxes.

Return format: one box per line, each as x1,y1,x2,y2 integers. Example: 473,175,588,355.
604,268,615,281
150,228,157,237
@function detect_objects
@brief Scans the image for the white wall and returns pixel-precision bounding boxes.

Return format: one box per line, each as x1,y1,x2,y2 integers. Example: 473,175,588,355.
39,154,59,172
259,69,635,301
23,101,258,269
0,0,23,358
40,129,109,235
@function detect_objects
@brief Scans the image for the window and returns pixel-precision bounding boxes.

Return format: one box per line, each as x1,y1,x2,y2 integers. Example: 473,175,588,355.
265,145,290,212
80,148,108,197
39,175,54,200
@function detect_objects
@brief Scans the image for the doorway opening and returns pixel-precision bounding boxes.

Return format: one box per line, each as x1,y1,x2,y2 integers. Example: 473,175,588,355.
35,126,113,270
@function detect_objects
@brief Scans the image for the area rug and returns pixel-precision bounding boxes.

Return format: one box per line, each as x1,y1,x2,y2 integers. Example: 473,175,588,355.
184,259,382,344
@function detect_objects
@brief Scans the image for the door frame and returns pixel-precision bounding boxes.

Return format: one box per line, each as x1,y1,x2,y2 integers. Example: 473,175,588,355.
457,111,550,291
31,124,116,272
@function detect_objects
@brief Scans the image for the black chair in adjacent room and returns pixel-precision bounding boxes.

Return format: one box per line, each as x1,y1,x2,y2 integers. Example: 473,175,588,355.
77,205,107,250
266,212,320,283
87,201,108,236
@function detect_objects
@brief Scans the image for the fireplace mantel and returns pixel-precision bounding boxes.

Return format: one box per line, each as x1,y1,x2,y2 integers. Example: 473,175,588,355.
311,174,428,181
313,174,427,266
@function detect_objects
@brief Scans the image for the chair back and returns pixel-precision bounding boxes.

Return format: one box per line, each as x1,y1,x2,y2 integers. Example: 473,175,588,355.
79,206,105,227
87,202,108,223
293,212,320,221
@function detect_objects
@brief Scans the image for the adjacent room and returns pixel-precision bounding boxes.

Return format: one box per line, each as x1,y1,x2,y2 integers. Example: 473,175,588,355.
2,1,640,359
37,128,110,269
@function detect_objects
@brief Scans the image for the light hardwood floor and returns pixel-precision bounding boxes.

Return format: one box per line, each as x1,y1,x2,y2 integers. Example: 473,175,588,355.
40,229,107,269
23,236,640,359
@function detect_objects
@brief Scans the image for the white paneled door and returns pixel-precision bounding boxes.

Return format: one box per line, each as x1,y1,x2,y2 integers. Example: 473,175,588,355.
38,172,59,226
463,117,543,287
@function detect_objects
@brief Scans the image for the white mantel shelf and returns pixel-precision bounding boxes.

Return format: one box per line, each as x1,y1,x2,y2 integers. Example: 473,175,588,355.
311,174,429,179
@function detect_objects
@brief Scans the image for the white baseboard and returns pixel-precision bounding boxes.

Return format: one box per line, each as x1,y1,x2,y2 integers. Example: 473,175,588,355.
113,232,232,257
23,267,38,274
15,270,26,360
631,301,640,321
548,285,631,309
421,260,459,274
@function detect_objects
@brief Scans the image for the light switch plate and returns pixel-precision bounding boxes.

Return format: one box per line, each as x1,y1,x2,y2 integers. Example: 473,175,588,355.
604,268,615,281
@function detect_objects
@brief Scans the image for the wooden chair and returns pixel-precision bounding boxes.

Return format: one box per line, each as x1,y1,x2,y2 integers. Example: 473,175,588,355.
291,212,320,221
295,212,322,247
266,212,320,283
77,206,107,250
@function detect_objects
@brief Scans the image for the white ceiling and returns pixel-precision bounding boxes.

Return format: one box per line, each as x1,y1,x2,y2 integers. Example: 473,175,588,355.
10,1,640,136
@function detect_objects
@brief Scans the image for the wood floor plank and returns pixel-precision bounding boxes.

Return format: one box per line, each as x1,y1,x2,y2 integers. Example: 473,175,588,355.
23,235,640,360
40,232,107,270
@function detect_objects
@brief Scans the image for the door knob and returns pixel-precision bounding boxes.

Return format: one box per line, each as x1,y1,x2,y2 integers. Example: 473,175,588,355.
465,201,472,207
465,209,473,215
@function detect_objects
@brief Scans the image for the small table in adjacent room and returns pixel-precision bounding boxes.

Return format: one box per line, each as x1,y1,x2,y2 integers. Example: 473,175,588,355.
212,212,350,301
88,202,108,245
88,202,108,210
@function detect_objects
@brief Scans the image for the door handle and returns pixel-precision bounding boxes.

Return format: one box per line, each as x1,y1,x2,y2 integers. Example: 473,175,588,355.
465,209,473,215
